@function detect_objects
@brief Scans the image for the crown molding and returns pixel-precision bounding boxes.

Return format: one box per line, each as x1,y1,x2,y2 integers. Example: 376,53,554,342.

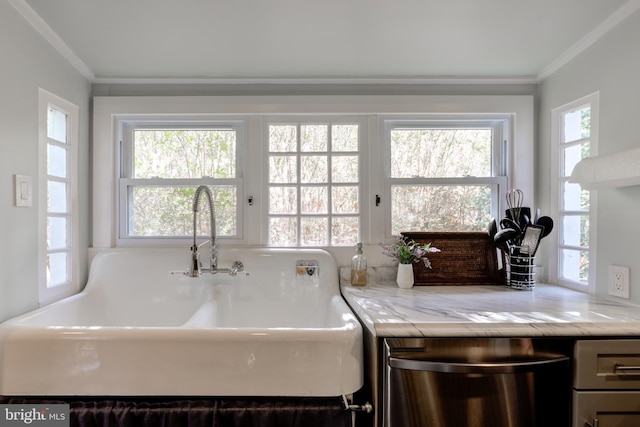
8,0,95,81
537,0,640,82
91,76,539,85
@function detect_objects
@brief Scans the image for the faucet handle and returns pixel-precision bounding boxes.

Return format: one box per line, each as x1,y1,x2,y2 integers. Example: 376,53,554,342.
229,261,244,276
186,244,202,277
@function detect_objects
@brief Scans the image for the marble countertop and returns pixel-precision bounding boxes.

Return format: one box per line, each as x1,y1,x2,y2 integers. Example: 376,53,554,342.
339,268,640,338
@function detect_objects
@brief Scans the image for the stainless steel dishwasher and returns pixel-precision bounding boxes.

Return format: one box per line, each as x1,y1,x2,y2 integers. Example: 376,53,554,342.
383,338,572,427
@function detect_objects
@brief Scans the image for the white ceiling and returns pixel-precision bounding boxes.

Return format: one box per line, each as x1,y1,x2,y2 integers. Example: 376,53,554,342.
12,0,639,83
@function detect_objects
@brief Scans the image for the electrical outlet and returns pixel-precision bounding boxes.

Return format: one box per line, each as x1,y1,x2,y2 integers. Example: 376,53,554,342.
608,265,630,299
296,260,319,277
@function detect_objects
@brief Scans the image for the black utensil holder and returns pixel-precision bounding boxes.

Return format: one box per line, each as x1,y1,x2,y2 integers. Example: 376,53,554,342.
507,246,535,290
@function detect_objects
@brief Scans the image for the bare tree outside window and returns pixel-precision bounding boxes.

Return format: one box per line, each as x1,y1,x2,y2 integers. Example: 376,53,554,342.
388,126,500,234
123,128,239,238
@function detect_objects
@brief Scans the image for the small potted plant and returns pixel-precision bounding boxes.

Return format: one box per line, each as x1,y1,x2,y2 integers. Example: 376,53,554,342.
381,235,440,288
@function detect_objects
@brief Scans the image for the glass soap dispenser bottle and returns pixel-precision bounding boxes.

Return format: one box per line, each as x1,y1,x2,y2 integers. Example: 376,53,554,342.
351,242,367,287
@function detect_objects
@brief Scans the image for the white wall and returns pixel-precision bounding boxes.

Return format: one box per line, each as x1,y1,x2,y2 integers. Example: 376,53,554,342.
9,0,637,321
537,9,640,302
0,1,91,321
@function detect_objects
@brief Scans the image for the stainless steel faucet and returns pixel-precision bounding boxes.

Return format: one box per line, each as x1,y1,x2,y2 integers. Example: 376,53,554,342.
186,185,244,277
187,185,216,277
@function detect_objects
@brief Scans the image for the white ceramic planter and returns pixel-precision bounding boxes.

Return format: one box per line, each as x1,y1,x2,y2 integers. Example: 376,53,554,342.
396,263,415,289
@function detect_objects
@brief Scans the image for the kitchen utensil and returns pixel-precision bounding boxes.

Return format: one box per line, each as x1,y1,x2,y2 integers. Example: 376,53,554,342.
506,189,524,224
499,218,522,235
505,207,531,230
535,216,554,238
494,228,519,251
505,207,530,220
520,224,544,256
487,218,498,239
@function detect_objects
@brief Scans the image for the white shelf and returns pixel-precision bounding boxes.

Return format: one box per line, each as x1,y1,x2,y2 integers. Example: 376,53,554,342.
569,146,640,190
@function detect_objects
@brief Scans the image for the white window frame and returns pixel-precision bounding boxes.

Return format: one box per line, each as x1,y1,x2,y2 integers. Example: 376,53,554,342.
116,120,245,245
93,96,533,250
38,88,80,305
382,117,510,236
549,92,599,292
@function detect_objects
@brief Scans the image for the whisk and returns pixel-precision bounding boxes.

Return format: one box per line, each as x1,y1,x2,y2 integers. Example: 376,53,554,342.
506,189,524,225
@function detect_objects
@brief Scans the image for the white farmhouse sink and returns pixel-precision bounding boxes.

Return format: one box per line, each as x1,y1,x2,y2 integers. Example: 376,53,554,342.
0,248,363,397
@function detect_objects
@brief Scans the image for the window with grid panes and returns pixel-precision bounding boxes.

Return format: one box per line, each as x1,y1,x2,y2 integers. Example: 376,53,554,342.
556,96,597,286
267,120,362,246
39,89,79,303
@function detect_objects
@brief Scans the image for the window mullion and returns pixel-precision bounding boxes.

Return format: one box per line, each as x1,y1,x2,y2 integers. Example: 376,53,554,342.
390,177,505,185
296,123,302,245
327,124,333,245
121,177,241,186
560,137,589,148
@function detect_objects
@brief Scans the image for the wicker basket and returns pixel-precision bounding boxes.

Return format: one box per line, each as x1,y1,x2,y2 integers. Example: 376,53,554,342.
401,232,505,286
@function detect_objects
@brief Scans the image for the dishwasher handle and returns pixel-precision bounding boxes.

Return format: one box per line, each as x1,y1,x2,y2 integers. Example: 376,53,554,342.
389,355,569,374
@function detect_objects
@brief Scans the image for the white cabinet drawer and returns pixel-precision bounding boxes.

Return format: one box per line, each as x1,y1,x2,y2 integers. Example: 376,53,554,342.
574,339,640,389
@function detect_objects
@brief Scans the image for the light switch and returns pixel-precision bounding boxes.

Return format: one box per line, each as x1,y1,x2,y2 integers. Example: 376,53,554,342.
15,174,32,207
